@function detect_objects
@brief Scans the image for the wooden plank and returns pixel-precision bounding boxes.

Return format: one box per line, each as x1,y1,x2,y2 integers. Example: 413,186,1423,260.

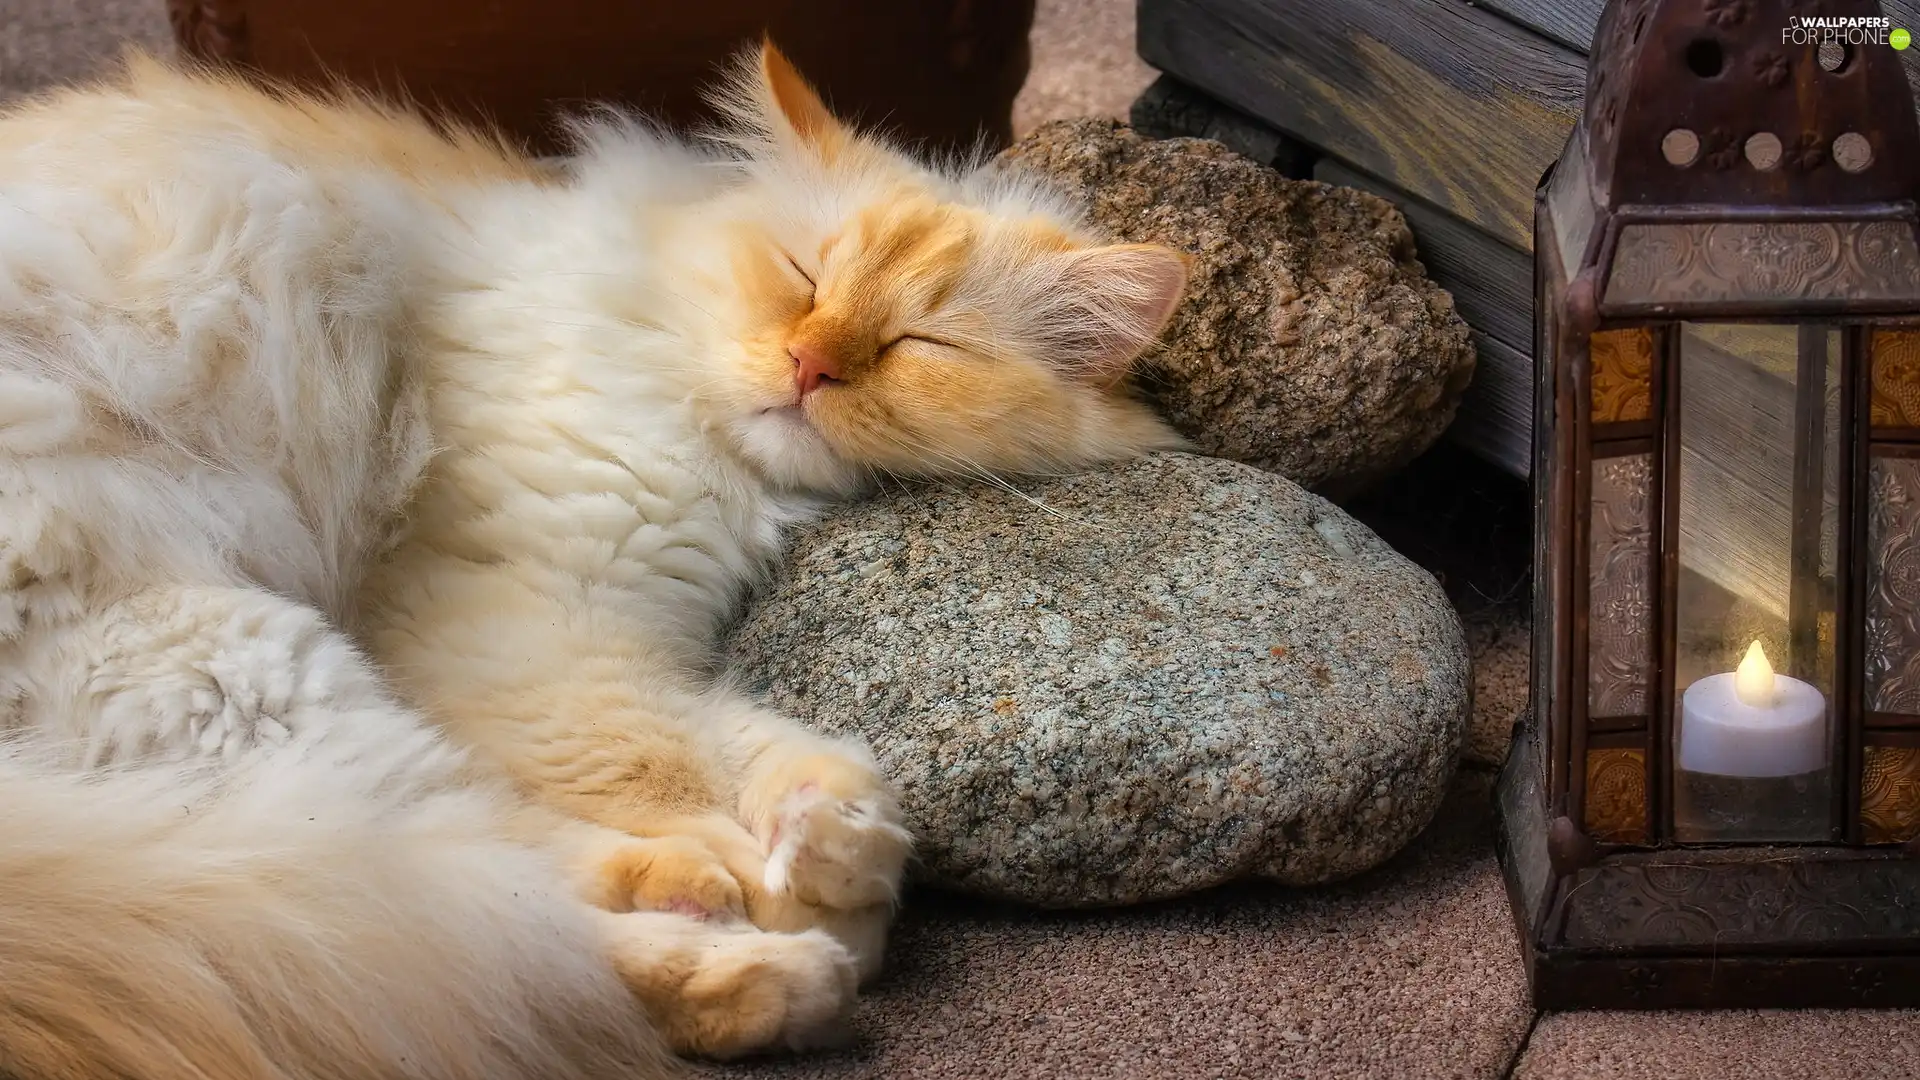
1138,0,1585,251
1474,0,1920,96
1129,75,1318,177
1313,158,1532,354
1452,333,1534,479
1471,0,1599,53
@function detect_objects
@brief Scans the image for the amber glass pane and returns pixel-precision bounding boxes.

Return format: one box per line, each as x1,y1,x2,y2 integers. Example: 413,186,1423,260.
1588,454,1654,716
1585,747,1648,844
1868,456,1920,713
1861,745,1920,844
1590,329,1654,423
1872,329,1920,428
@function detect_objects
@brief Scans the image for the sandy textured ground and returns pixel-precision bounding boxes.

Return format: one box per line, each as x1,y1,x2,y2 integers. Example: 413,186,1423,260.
1013,0,1155,135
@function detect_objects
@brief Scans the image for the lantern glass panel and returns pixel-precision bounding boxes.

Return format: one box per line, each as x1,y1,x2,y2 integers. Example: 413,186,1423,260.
1585,745,1649,844
1861,742,1920,844
1871,330,1920,428
1588,452,1655,719
1867,454,1920,714
1671,324,1840,843
1590,329,1654,425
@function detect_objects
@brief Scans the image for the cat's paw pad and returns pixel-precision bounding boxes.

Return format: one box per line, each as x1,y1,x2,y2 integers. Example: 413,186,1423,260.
762,778,912,910
675,928,859,1058
604,837,746,922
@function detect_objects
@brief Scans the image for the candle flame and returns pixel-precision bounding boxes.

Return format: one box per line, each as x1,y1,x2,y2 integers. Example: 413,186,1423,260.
1734,641,1779,708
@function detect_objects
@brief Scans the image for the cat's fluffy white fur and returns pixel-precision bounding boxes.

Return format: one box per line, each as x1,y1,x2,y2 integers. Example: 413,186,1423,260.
0,43,1187,1080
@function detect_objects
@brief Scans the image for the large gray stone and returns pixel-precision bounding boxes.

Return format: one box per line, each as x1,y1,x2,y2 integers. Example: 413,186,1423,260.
998,120,1477,494
726,454,1471,907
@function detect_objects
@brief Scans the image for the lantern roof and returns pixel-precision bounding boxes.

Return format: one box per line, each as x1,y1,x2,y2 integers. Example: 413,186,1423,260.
1575,0,1920,212
1543,0,1920,319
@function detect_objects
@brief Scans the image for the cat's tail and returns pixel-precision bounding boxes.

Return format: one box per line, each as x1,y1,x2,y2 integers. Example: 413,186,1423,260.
0,736,674,1080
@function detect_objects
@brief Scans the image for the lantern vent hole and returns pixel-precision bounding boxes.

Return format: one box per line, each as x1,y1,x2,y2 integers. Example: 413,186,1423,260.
1685,38,1726,78
1817,41,1852,74
1833,131,1873,172
1744,132,1783,171
1662,128,1702,166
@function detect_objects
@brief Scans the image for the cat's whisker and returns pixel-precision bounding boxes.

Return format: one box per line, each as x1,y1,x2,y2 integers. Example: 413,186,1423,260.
866,429,1110,532
553,280,727,329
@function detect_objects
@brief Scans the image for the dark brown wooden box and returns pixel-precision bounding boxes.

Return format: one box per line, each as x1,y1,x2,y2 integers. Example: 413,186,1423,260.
168,0,1036,156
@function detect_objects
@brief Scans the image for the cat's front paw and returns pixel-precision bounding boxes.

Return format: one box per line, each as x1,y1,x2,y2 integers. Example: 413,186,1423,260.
595,835,747,922
608,917,859,1059
694,928,860,1058
758,756,912,911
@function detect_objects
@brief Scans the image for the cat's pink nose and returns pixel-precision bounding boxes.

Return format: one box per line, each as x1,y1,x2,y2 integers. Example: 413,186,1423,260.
790,342,842,399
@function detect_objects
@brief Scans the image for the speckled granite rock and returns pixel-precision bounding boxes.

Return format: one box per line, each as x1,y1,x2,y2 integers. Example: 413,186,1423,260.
726,454,1471,907
997,120,1476,492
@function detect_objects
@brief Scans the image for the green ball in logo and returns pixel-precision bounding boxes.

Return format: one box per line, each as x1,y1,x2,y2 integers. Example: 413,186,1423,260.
1895,27,1913,50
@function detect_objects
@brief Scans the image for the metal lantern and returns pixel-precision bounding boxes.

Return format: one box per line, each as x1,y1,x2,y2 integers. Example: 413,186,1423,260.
1498,0,1920,1008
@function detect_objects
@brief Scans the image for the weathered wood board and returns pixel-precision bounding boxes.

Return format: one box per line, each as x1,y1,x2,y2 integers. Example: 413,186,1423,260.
1129,75,1317,176
1138,0,1584,251
1454,333,1535,478
1471,0,1610,51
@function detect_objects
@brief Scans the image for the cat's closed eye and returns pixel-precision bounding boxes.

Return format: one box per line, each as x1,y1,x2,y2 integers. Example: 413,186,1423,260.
783,253,816,304
881,334,959,355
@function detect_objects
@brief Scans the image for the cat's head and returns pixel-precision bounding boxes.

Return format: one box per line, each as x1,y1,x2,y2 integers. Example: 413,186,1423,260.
682,43,1190,493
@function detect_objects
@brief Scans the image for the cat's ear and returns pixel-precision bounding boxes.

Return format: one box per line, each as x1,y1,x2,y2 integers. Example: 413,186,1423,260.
1050,243,1191,384
757,38,849,156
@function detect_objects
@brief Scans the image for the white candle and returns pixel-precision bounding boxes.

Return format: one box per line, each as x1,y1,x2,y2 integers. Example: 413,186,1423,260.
1678,642,1828,778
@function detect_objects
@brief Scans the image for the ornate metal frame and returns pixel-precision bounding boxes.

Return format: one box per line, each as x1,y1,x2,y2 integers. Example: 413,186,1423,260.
1501,0,1920,1008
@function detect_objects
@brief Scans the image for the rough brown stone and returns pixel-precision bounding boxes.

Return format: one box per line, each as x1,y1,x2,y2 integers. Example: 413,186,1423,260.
998,119,1477,492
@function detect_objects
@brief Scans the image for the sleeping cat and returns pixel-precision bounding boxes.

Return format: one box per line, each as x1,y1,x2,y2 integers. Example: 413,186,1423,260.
0,41,1187,1080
